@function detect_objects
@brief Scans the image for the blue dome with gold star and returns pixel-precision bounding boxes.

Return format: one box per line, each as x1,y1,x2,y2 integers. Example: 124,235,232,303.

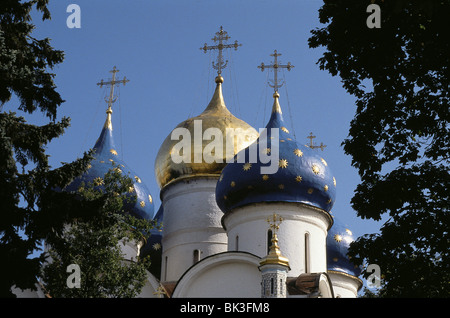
216,92,336,214
327,217,361,277
64,107,155,220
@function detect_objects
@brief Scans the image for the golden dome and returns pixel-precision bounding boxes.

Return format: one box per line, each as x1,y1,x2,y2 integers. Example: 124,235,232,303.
155,76,259,189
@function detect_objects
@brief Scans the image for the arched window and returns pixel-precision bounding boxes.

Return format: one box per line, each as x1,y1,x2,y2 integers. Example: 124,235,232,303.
305,232,310,273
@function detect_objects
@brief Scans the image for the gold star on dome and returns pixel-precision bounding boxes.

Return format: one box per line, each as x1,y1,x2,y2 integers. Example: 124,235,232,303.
281,126,289,133
223,195,228,200
264,147,271,154
307,188,314,194
279,159,288,169
312,164,320,175
293,149,303,157
333,177,336,187
324,185,329,192
334,234,342,242
321,158,327,166
243,163,252,171
140,200,146,207
110,149,118,156
149,194,153,203
278,184,285,189
87,164,92,169
128,186,134,193
333,257,339,262
262,174,269,181
295,175,302,183
345,229,352,235
135,176,141,183
280,139,285,142
326,198,332,204
230,181,236,187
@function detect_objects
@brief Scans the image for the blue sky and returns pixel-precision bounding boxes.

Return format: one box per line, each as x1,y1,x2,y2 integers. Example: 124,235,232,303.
12,1,387,251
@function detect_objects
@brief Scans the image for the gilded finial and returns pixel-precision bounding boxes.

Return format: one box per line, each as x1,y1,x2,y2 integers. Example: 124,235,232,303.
260,213,290,268
271,91,282,114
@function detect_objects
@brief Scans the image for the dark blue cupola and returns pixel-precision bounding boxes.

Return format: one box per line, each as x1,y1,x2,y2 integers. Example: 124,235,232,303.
216,91,336,214
64,67,155,220
326,217,362,278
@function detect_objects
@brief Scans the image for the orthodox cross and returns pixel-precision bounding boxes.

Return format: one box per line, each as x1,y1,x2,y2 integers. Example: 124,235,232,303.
307,132,327,151
200,26,242,76
267,213,284,234
258,50,294,92
97,66,129,111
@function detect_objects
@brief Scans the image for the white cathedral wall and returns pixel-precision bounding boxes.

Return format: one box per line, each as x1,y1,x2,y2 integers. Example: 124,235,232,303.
222,202,332,278
160,178,228,282
172,252,261,298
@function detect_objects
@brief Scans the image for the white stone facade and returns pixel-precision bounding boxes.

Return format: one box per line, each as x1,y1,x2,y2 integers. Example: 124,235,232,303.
222,201,332,277
160,177,228,282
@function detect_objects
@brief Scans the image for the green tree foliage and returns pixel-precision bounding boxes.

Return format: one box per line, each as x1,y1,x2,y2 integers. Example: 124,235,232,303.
0,0,97,297
42,167,156,298
309,0,449,297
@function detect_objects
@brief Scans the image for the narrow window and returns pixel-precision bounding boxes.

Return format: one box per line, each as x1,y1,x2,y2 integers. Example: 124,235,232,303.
193,249,201,264
305,232,310,273
267,229,273,254
280,278,283,295
270,278,274,295
164,256,168,281
235,235,239,251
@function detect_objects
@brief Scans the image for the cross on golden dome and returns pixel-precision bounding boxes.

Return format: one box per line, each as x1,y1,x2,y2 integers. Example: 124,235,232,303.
200,26,242,76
